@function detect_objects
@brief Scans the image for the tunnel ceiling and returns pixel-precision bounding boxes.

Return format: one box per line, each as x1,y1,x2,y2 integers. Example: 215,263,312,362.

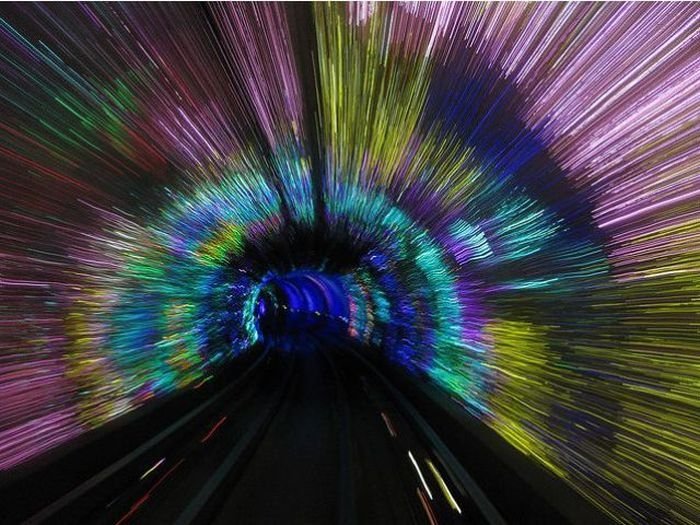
0,3,698,524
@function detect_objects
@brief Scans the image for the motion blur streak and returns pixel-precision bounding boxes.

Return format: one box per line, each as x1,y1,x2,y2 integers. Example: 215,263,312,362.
409,451,434,501
427,459,462,515
0,3,698,524
140,458,166,481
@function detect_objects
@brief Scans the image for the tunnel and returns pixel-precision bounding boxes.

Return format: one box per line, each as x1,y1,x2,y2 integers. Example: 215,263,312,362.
255,271,351,339
0,3,698,525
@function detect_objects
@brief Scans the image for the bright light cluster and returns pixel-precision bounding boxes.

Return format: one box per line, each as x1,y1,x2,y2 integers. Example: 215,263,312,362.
0,4,698,524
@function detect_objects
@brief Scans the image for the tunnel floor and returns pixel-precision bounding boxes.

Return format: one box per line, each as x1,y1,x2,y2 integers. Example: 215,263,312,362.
86,340,474,524
3,331,603,525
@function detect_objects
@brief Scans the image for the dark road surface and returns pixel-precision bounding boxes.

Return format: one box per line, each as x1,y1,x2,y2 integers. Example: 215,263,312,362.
7,339,502,525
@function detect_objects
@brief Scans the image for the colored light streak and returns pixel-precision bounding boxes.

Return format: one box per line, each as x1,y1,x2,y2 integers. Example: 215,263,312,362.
417,487,439,525
380,412,397,438
201,416,228,444
426,459,462,515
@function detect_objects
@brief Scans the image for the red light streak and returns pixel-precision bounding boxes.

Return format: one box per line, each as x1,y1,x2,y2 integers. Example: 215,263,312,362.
201,416,227,443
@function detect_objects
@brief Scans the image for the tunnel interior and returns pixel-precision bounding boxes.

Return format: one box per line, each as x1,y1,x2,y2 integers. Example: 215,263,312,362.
0,3,697,525
255,270,351,343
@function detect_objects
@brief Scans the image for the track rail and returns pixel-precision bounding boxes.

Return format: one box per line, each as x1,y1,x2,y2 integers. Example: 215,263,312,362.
341,345,507,525
173,353,297,525
24,347,272,525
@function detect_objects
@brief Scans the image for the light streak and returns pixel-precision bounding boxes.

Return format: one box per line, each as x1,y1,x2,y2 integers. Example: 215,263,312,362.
426,459,462,514
117,458,185,525
417,487,438,525
200,416,228,444
380,412,397,438
409,450,433,500
140,457,166,481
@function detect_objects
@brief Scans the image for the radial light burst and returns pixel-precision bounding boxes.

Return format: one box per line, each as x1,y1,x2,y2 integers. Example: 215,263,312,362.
0,3,698,524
